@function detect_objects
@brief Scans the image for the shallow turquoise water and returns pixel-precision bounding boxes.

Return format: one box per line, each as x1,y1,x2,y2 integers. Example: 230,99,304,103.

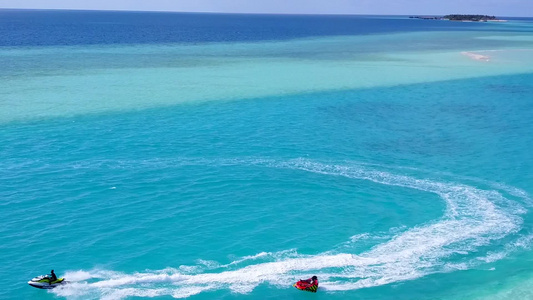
1,12,533,300
2,74,532,299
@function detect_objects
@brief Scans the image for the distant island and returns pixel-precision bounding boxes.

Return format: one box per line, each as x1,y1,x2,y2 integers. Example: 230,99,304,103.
409,14,506,22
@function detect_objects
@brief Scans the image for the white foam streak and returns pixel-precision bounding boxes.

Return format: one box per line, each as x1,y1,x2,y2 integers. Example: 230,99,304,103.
349,233,371,242
55,159,529,299
63,269,122,281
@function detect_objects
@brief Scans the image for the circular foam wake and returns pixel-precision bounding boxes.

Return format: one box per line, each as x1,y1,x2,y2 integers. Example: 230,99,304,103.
52,158,530,299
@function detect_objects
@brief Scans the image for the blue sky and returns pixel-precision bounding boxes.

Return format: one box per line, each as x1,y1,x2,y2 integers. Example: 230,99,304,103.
0,0,531,17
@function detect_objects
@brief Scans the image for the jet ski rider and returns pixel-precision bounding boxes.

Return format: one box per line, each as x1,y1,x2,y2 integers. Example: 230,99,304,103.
49,270,57,284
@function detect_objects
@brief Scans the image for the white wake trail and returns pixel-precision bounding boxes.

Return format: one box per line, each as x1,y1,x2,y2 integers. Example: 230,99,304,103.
53,159,530,299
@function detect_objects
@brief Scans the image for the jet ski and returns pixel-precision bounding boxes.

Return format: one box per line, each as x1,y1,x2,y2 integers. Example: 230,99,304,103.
28,275,67,289
293,277,318,293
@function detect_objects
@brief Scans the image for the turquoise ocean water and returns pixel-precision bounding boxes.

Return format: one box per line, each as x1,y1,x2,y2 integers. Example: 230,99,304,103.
1,10,533,300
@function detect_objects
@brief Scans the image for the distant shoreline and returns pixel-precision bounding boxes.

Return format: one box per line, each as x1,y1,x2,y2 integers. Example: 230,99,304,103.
410,14,507,22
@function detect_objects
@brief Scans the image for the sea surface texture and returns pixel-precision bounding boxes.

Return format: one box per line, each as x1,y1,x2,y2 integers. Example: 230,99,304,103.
1,10,533,300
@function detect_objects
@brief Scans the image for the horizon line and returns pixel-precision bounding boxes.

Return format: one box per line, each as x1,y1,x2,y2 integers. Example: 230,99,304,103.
0,7,528,18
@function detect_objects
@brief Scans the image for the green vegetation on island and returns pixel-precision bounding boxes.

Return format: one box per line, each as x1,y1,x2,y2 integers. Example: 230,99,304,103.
409,14,505,22
443,14,498,21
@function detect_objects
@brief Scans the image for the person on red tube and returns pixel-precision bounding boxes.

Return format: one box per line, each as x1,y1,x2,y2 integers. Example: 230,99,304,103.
300,275,318,287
